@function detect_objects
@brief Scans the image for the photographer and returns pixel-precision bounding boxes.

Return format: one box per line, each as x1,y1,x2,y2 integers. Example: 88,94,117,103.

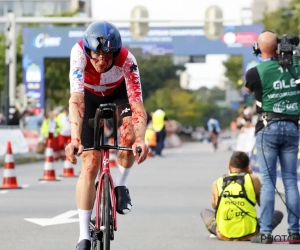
245,31,300,244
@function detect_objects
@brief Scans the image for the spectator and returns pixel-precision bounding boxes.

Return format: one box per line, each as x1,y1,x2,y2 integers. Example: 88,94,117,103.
24,109,44,130
145,121,156,156
8,109,20,126
57,107,71,159
152,108,167,157
200,151,283,241
40,111,61,154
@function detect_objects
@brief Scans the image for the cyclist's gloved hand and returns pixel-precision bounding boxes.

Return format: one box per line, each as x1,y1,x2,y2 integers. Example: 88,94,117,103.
65,138,84,165
132,139,148,164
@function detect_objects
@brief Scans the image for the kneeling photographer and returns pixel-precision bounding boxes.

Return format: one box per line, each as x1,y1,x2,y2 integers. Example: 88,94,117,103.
245,31,300,244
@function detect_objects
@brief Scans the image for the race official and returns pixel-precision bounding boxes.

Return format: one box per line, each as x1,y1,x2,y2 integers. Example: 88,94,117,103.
245,31,300,244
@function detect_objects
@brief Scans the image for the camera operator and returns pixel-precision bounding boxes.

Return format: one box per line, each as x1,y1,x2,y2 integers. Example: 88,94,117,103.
245,31,300,244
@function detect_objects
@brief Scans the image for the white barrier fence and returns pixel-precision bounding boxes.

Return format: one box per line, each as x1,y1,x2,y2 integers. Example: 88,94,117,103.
235,127,256,155
0,127,40,156
0,129,29,155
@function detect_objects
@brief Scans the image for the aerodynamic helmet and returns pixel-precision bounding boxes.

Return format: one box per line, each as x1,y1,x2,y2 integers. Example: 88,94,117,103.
83,21,122,59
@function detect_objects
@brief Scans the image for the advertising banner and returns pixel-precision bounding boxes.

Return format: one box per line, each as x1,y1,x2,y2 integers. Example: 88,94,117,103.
23,24,263,109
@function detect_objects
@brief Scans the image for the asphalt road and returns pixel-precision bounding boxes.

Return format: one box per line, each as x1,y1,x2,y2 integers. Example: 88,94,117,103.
0,142,298,250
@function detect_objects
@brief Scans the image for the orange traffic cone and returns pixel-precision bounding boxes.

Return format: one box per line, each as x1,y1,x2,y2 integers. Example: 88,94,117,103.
60,155,77,177
40,139,59,181
0,141,22,189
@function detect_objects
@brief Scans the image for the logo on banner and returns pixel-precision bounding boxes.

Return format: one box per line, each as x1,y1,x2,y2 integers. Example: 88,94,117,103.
222,32,258,47
34,33,62,48
26,63,41,82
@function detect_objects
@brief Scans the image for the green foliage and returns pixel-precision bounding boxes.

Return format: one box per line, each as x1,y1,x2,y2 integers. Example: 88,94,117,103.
260,0,300,35
0,34,5,92
44,58,70,108
144,83,224,127
0,31,23,92
16,32,23,86
193,86,225,102
222,55,243,90
136,56,184,100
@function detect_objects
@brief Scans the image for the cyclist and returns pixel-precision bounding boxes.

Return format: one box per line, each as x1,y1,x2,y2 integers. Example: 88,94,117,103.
207,118,220,150
65,21,149,250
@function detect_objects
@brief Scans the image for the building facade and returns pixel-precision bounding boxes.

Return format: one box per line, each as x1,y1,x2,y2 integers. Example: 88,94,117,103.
0,0,91,17
251,0,291,21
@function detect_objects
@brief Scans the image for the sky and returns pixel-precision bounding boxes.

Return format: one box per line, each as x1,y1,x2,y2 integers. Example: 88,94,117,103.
91,0,253,90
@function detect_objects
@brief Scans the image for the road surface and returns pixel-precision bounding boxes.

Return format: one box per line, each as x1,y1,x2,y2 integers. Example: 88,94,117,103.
0,142,296,250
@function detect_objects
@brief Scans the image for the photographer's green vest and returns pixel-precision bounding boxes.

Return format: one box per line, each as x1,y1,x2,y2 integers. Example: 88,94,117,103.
257,60,300,115
215,172,257,238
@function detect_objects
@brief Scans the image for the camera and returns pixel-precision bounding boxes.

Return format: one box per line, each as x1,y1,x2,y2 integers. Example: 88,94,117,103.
252,33,300,82
253,34,300,67
277,34,300,67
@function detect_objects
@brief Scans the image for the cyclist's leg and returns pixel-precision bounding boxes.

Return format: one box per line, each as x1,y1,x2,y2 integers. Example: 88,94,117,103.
114,110,135,214
76,151,99,247
209,132,215,149
76,90,102,249
214,133,218,149
111,82,136,214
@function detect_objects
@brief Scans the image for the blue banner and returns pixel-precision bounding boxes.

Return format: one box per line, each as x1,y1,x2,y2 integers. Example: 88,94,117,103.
22,60,44,109
22,24,264,109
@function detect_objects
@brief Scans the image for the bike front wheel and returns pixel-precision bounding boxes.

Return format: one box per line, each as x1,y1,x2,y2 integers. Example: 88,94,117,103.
100,173,112,250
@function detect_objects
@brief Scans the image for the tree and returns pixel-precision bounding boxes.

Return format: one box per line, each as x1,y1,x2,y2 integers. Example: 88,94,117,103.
0,30,23,112
136,56,184,100
44,58,70,108
193,86,225,103
144,81,220,127
260,0,299,35
222,55,243,90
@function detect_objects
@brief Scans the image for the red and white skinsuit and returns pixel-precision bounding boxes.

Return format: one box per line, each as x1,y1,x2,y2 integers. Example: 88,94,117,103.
69,40,143,103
